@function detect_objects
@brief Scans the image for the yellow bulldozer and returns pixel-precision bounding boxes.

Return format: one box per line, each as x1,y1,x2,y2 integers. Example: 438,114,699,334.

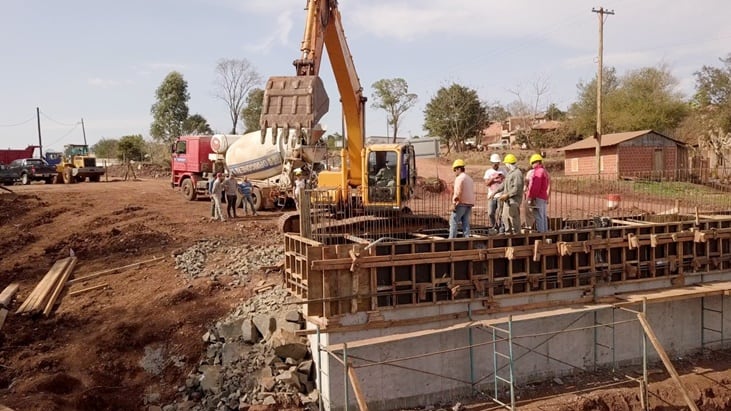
55,144,105,184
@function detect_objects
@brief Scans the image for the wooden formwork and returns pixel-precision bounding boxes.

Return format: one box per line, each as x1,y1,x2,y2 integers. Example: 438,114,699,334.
283,216,731,327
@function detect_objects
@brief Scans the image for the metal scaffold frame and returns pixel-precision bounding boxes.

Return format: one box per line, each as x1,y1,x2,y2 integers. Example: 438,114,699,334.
309,289,727,411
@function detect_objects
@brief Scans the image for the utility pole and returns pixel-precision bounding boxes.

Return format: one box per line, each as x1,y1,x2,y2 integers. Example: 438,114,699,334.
36,107,43,159
80,118,88,146
592,6,614,177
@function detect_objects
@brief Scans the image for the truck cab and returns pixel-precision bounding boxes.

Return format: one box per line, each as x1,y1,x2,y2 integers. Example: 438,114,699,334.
171,136,215,200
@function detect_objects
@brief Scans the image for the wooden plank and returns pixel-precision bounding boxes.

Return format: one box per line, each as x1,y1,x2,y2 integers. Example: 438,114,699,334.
347,365,369,411
66,256,163,285
17,257,72,314
0,283,19,308
43,256,78,316
68,283,108,296
0,308,8,331
636,312,700,411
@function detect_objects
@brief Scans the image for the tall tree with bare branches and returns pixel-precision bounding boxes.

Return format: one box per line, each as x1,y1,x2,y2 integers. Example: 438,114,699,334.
213,58,262,134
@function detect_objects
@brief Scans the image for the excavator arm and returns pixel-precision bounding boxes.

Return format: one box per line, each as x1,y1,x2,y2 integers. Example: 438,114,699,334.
260,0,364,188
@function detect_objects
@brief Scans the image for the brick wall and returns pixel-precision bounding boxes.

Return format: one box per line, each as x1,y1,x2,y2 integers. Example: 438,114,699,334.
617,146,678,177
563,147,618,176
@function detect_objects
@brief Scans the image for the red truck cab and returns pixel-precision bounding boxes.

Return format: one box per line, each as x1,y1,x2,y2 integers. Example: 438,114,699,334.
171,136,215,200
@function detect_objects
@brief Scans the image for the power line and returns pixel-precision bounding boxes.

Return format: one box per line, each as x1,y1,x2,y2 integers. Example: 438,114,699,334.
44,123,81,148
0,115,35,127
39,110,78,127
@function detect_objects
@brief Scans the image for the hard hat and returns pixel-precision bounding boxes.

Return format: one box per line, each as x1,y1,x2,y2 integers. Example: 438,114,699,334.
489,153,501,163
452,159,466,169
530,153,544,164
503,154,517,164
294,168,302,175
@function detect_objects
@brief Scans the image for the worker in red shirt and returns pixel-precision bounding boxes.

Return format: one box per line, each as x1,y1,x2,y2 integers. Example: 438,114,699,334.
525,153,550,232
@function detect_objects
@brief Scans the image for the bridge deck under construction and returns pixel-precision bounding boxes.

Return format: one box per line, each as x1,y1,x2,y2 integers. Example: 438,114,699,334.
284,214,731,328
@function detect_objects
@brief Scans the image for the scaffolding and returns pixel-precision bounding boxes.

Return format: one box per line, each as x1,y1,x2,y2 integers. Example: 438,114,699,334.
311,284,729,410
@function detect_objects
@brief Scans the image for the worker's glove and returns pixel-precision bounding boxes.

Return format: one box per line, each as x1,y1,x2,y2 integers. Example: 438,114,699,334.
499,193,509,202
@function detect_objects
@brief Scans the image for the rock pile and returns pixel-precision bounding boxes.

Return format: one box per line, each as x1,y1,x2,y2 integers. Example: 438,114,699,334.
166,286,318,411
173,239,283,284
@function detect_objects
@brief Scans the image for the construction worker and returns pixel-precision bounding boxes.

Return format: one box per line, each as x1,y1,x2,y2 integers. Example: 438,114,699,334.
483,153,506,230
526,153,550,232
449,159,475,239
293,168,306,210
499,154,523,234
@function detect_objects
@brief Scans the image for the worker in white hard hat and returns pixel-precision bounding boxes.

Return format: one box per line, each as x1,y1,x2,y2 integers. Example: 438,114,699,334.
293,168,305,210
449,159,475,239
483,152,506,231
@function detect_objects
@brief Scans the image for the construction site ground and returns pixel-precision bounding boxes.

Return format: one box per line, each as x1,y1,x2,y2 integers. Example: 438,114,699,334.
1,170,731,410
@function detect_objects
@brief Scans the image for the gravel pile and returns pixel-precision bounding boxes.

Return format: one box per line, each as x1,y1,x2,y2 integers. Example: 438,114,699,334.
173,239,283,284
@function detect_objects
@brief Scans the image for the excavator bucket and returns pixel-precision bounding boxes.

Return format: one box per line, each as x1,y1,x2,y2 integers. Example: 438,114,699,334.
260,75,330,145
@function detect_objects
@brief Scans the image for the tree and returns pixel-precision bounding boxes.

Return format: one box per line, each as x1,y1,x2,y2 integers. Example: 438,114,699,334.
241,88,264,133
545,103,567,120
117,134,146,162
183,114,212,135
371,78,418,142
423,83,488,153
568,65,687,136
692,55,731,167
214,58,262,134
486,103,510,122
91,138,119,159
150,71,190,145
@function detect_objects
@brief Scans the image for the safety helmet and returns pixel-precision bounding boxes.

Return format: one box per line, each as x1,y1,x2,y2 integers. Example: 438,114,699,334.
530,153,544,164
452,159,466,169
294,168,302,175
503,154,517,164
489,153,501,163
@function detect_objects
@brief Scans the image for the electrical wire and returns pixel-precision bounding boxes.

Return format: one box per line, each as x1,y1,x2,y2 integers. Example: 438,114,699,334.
0,115,35,127
39,110,78,127
44,123,81,148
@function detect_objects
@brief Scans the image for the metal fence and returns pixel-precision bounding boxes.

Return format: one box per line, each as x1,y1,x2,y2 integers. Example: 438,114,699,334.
299,168,731,242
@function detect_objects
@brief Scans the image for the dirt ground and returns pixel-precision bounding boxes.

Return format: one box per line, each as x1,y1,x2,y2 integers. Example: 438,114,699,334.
1,173,731,411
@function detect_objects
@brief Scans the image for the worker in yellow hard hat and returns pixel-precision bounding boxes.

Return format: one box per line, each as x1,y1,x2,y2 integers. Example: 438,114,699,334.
526,153,550,232
449,159,474,239
499,153,524,234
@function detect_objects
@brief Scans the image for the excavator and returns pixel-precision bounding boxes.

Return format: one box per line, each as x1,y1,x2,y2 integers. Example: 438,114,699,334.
261,0,420,233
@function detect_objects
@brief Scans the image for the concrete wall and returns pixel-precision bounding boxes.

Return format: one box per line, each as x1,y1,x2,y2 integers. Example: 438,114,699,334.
311,290,728,411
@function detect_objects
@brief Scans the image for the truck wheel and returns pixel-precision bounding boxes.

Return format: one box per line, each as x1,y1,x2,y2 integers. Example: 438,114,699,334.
54,173,64,184
251,187,263,211
89,175,100,182
181,179,197,201
44,177,54,184
63,168,75,184
21,173,30,185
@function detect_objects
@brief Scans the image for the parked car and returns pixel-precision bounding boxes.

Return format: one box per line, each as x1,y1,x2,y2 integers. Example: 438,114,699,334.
0,163,19,185
7,158,57,184
487,141,511,150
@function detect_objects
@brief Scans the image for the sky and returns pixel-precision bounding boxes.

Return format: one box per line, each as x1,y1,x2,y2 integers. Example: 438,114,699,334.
1,0,730,152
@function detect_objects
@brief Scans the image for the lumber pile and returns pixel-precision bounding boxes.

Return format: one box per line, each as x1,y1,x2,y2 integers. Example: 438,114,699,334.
16,257,77,316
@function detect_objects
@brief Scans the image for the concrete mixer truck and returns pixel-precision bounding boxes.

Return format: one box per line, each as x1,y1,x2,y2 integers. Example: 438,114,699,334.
171,129,327,211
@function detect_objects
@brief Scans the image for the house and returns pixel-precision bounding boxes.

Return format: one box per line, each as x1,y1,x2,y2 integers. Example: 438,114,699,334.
558,129,689,178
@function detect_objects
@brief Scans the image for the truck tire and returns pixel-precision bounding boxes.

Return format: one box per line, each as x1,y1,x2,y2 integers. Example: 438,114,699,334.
54,173,64,184
181,179,197,201
251,187,263,211
63,167,75,184
44,177,54,184
21,173,30,185
89,175,100,182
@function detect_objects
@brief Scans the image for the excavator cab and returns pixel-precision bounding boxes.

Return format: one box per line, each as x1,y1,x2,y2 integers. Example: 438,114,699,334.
363,144,416,209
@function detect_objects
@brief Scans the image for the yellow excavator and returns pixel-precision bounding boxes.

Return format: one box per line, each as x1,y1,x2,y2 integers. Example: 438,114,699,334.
260,0,419,232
